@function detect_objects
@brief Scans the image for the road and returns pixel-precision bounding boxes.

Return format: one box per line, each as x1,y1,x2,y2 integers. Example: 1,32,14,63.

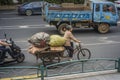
0,10,120,78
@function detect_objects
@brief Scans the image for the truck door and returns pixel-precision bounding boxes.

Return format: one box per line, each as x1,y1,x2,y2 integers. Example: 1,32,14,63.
101,3,118,25
93,3,101,22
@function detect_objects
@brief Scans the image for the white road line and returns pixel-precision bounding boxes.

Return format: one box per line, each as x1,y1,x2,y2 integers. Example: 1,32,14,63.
117,21,120,24
19,41,120,51
84,41,120,46
0,24,52,27
19,26,29,28
1,12,17,14
0,24,54,29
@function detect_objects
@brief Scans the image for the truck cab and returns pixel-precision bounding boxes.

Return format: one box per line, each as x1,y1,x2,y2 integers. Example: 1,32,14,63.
92,1,119,33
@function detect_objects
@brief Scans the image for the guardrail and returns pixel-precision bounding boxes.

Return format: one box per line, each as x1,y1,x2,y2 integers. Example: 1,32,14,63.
0,58,120,80
42,58,120,80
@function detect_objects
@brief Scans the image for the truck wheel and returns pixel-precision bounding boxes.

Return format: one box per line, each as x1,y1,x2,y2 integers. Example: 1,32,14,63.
98,23,110,34
25,10,32,16
58,23,69,35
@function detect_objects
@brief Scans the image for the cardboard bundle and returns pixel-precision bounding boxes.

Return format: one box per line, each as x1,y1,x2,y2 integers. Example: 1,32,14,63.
50,47,65,51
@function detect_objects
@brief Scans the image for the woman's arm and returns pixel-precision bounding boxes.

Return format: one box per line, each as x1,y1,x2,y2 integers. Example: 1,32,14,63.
69,32,80,43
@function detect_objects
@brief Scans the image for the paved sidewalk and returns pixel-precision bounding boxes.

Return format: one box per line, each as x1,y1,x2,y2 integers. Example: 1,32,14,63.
44,70,120,80
1,70,119,80
70,73,120,80
0,5,17,10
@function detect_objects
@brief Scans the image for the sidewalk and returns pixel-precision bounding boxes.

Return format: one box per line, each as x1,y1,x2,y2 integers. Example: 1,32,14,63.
1,70,119,80
0,5,17,10
44,70,120,80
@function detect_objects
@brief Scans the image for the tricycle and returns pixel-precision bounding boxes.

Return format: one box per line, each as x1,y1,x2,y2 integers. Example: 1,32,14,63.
27,32,91,66
33,43,91,66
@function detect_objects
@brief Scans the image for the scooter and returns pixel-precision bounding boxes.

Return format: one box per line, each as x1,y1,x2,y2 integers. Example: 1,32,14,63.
0,33,25,65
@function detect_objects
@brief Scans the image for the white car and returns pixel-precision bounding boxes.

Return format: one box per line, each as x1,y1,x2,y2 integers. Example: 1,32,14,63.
114,0,120,9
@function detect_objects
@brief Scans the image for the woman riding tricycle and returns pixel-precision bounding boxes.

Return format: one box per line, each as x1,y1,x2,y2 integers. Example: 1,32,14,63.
28,26,91,66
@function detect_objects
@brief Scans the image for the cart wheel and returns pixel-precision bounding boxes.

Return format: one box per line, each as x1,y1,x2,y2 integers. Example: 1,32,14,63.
42,53,60,66
50,53,61,63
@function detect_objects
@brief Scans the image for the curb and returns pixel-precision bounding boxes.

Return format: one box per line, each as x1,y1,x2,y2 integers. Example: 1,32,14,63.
45,70,118,80
0,74,40,80
0,70,118,80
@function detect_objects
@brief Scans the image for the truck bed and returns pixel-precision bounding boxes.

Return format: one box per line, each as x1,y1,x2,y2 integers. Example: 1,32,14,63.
45,9,92,22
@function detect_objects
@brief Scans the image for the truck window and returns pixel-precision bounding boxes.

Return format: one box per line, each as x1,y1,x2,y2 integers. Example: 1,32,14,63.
103,4,115,13
95,4,100,12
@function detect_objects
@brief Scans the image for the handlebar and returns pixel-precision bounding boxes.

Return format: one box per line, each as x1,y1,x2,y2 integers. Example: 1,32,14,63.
3,33,14,45
75,42,82,49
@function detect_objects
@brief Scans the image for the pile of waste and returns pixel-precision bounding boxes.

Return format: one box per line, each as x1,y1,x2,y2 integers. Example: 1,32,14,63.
28,32,66,54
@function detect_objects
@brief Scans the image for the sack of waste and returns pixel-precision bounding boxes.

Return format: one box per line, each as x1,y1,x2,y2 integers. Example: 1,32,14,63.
49,35,66,47
28,32,50,48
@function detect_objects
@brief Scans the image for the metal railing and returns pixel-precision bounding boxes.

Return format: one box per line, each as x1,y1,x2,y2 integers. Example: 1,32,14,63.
0,58,120,80
41,58,120,80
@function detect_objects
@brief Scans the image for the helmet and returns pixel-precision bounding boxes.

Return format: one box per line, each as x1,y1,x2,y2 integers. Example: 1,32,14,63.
66,25,72,30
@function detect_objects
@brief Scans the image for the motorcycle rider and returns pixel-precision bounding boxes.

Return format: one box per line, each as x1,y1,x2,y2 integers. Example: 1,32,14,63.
0,40,14,63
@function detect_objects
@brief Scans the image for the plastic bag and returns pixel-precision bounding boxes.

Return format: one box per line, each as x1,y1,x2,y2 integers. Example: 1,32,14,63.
49,35,66,47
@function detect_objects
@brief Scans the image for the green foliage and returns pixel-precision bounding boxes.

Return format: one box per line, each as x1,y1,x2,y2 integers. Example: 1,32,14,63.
0,0,13,5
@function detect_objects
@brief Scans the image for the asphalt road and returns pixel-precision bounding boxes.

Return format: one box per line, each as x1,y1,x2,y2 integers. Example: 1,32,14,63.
0,10,120,64
0,10,120,78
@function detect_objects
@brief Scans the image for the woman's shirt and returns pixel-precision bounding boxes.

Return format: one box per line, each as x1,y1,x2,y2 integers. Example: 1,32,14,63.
64,31,78,46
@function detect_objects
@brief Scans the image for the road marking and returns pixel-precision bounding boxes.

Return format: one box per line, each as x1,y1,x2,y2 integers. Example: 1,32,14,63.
14,35,120,51
117,21,120,24
83,37,120,46
20,41,120,51
19,26,29,28
0,24,54,29
1,12,17,15
84,41,120,46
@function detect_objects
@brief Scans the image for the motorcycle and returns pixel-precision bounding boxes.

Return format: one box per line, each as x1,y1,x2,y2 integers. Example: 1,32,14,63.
0,33,25,65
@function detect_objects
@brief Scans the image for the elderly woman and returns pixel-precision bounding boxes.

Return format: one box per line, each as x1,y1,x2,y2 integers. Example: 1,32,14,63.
64,25,80,61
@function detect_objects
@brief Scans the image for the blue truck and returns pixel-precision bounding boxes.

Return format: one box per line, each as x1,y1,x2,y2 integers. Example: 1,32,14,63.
43,0,119,34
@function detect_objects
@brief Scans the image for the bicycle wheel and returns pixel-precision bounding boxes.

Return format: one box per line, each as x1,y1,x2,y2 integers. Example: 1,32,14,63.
77,48,91,60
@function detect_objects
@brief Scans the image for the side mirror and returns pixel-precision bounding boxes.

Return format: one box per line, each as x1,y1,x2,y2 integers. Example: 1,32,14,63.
10,38,14,44
4,33,7,38
10,38,12,41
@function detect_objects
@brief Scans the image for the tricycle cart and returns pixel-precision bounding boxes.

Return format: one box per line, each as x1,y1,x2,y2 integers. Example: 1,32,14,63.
34,47,64,66
32,43,91,66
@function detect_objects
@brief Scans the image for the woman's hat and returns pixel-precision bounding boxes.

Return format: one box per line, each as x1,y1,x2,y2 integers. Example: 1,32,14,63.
66,25,72,30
